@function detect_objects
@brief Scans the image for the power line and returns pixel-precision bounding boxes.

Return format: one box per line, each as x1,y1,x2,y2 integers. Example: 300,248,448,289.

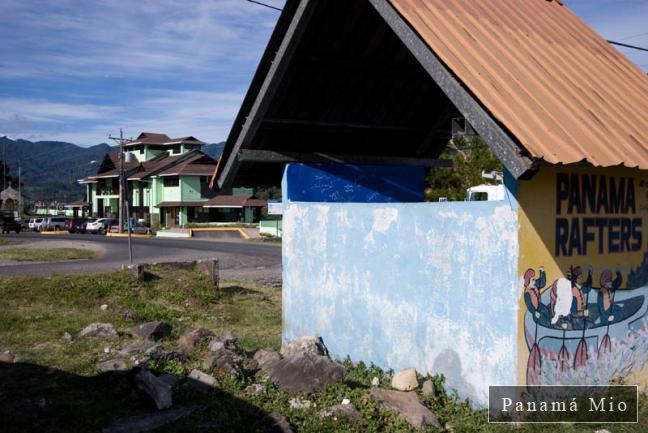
607,40,648,52
619,31,648,41
246,0,282,11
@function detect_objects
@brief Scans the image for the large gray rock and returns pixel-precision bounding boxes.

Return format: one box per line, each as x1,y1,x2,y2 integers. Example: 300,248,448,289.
421,379,435,397
268,353,345,394
135,370,172,410
102,405,197,433
280,336,327,357
78,323,118,339
265,412,294,433
96,359,130,373
0,351,14,363
370,388,441,429
391,367,418,391
131,321,172,341
119,340,157,357
202,348,243,379
254,349,280,372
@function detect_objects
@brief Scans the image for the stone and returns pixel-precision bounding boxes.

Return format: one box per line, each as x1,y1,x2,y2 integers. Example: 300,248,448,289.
421,379,435,397
245,383,266,395
135,369,172,410
280,336,327,357
96,359,130,373
0,351,14,363
178,328,214,350
158,374,181,388
78,323,118,339
202,348,243,379
594,430,612,433
119,340,157,357
254,349,281,371
122,309,136,321
145,347,186,365
61,332,72,343
268,353,345,394
319,404,362,424
371,376,380,387
391,367,418,391
195,258,219,287
370,388,441,429
100,304,109,311
265,412,294,433
102,405,197,433
188,369,216,390
207,331,238,352
288,397,312,410
131,321,172,341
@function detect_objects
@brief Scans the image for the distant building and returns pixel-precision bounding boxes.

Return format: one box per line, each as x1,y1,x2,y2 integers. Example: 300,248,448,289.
79,133,265,226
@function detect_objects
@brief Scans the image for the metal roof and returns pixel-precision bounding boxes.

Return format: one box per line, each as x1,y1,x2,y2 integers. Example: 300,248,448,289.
389,0,648,168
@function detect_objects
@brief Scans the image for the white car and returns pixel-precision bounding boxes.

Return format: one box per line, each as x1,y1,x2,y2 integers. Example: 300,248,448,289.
41,217,68,231
86,218,118,234
32,218,44,231
28,218,37,230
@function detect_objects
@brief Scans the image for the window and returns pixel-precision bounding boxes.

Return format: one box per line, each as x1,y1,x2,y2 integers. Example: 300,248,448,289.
163,177,179,187
171,145,181,154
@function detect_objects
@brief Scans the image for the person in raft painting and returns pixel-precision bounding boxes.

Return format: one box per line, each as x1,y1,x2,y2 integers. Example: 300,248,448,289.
597,269,622,325
523,267,551,326
568,266,593,329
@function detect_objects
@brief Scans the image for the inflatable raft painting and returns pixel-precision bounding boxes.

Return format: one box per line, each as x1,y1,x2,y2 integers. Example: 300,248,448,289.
523,258,648,386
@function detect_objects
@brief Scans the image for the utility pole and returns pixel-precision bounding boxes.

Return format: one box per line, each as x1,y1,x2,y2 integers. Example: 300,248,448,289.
18,166,21,217
108,129,134,264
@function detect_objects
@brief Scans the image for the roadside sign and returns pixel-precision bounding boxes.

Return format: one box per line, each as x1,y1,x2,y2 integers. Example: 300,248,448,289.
268,200,283,215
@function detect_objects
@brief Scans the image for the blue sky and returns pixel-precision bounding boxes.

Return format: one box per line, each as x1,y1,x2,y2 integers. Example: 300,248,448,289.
0,0,647,147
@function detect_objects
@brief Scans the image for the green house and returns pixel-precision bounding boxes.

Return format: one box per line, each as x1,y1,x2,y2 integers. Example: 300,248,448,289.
79,133,218,227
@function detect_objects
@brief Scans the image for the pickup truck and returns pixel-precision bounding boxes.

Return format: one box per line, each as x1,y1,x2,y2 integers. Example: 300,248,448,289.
0,213,22,234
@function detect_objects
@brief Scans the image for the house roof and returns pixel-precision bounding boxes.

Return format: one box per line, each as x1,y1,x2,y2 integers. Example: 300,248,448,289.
212,0,648,188
203,196,268,208
124,132,206,146
156,201,208,208
389,0,648,169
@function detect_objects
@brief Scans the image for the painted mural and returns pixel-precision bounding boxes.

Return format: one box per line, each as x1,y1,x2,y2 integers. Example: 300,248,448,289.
518,166,648,387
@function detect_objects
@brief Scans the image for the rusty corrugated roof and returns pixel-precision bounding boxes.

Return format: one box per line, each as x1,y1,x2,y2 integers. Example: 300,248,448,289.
389,0,648,168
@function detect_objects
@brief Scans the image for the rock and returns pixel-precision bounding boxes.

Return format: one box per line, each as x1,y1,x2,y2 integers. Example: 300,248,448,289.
135,369,172,410
254,349,280,371
119,340,157,357
178,328,214,350
131,321,172,341
280,336,327,357
370,388,441,429
268,353,345,394
207,331,238,352
96,359,130,373
391,367,418,391
0,351,14,363
289,397,312,410
245,384,266,395
100,304,109,311
319,404,362,424
202,348,243,379
265,412,294,433
371,376,380,387
121,309,136,321
421,379,435,397
158,374,181,388
594,430,612,433
187,369,216,392
61,332,72,343
78,323,118,339
145,347,186,364
102,405,197,433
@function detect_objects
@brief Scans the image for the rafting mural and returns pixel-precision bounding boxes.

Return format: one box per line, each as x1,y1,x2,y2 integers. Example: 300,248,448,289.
518,166,648,386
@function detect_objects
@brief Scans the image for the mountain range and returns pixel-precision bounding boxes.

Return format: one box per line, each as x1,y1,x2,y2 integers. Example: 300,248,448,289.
0,136,224,203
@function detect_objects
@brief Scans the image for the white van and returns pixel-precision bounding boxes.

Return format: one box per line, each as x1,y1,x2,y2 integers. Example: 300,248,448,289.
41,217,68,231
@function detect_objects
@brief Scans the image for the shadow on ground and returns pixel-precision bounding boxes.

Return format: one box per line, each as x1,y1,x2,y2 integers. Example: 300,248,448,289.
0,362,272,433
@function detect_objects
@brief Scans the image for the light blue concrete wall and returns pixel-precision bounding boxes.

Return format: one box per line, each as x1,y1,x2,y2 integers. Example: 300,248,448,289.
282,166,520,406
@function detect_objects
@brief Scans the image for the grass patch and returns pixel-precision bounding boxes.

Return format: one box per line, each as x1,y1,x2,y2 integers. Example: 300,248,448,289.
0,247,99,262
0,237,10,245
0,268,645,432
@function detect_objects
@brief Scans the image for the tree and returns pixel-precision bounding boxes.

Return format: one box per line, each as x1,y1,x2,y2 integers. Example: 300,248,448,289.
425,136,503,201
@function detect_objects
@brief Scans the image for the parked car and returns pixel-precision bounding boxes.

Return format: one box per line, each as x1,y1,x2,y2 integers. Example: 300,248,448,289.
28,218,37,230
65,218,90,233
41,216,68,231
86,218,118,234
108,220,150,235
0,212,21,234
32,218,45,231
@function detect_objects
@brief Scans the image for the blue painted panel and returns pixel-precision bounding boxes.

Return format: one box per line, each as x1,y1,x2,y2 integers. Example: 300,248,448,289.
282,194,519,406
283,163,424,203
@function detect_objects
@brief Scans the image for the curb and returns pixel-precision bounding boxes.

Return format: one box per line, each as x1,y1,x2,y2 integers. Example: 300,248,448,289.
189,227,250,239
40,231,70,235
105,233,154,238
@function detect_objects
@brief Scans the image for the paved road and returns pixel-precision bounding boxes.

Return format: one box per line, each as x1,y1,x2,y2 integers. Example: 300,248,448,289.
0,233,282,284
